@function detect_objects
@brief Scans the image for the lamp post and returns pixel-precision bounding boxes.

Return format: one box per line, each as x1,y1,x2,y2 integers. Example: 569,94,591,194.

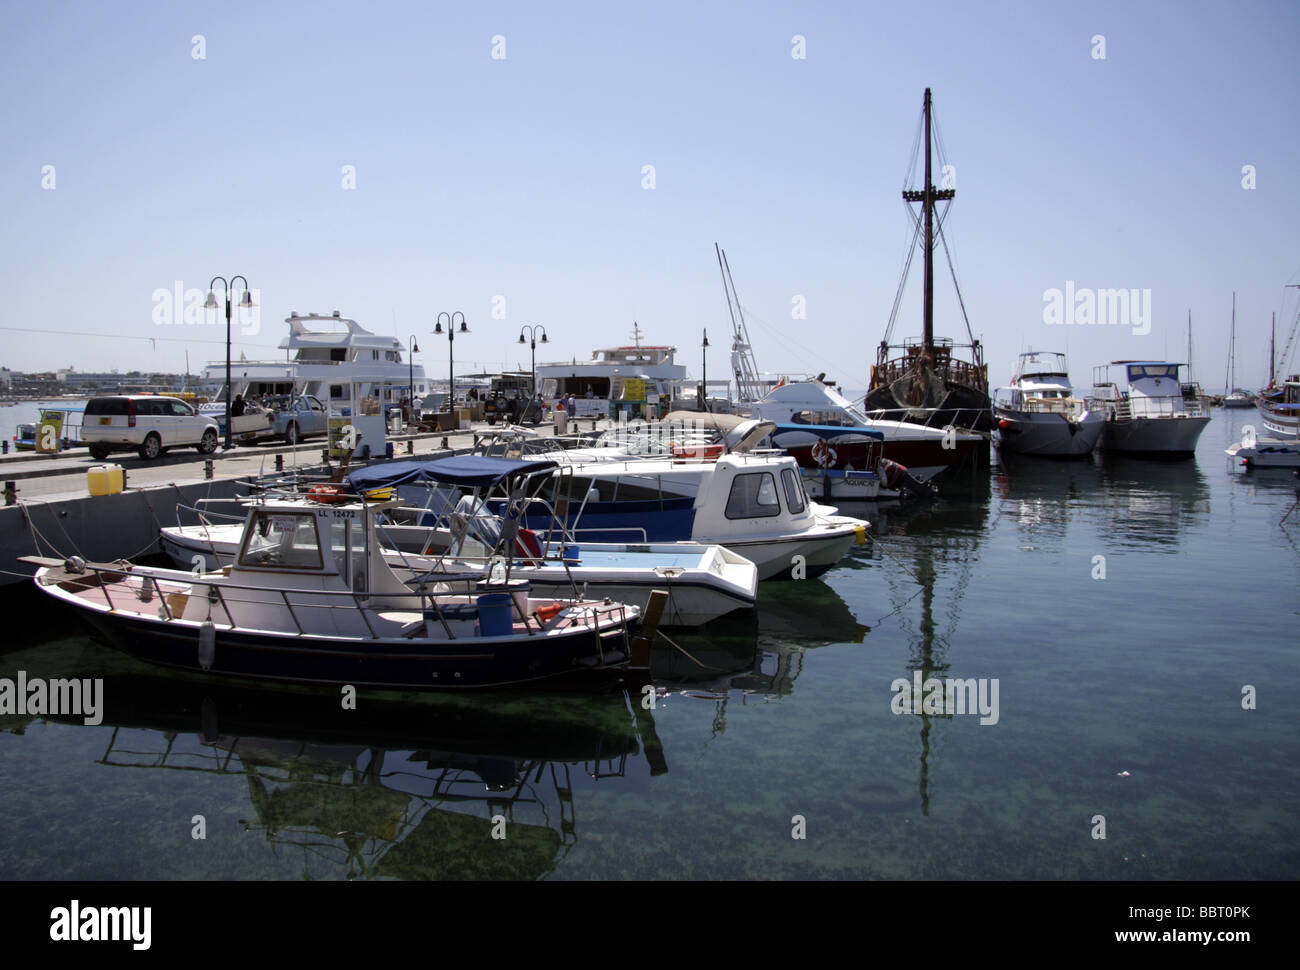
518,324,548,414
434,312,469,415
701,329,710,413
408,334,420,427
204,276,255,450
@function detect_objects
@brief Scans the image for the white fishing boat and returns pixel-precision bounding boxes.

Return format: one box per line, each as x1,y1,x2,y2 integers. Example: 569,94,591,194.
512,450,870,581
992,352,1103,458
1088,362,1210,457
161,456,759,628
25,494,648,690
1258,376,1300,439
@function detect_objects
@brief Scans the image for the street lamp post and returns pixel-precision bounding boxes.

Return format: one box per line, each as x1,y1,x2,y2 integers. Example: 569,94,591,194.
701,329,710,413
408,334,420,427
518,324,548,417
204,276,255,450
434,311,469,417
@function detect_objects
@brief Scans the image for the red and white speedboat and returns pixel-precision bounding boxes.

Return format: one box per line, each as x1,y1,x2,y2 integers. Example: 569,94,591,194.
748,379,983,481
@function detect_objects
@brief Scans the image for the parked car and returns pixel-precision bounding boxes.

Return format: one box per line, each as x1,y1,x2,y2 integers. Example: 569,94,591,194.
82,395,220,461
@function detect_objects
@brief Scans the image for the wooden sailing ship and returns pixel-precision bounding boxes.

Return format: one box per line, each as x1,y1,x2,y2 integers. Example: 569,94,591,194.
865,88,992,433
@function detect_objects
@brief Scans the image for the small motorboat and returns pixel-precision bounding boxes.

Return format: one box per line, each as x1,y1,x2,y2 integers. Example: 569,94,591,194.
163,455,760,627
24,493,650,690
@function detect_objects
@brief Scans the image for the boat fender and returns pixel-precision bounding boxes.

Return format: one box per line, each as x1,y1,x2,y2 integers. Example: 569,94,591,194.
536,602,563,623
198,619,216,670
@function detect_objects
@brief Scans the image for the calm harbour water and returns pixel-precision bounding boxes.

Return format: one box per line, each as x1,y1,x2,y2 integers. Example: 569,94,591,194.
1,409,1296,880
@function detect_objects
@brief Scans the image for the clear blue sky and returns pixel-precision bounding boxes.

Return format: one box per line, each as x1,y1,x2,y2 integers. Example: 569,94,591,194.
2,0,1297,391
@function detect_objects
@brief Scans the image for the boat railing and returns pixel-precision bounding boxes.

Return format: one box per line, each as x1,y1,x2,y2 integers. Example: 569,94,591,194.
47,561,634,642
860,405,989,429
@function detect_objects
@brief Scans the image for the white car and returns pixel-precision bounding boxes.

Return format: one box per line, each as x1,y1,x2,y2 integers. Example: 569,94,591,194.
82,395,220,461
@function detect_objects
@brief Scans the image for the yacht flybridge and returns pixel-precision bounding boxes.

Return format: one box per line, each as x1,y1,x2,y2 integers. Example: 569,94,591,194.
204,310,432,410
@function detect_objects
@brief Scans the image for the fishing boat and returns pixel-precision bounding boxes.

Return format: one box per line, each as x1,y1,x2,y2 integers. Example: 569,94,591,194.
505,449,870,581
864,88,992,433
22,493,649,690
1224,293,1254,408
992,352,1104,458
1088,361,1210,458
162,456,759,628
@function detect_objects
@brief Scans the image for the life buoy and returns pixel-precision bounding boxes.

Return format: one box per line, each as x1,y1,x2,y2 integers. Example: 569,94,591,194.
307,484,348,504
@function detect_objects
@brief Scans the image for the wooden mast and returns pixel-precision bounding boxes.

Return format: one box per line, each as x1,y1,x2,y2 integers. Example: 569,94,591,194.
903,89,955,354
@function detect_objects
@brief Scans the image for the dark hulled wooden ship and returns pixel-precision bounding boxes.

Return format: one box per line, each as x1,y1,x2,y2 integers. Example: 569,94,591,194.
865,88,993,433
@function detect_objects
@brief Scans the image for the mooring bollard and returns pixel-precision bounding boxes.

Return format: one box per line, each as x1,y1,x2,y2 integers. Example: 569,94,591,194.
1,440,7,454
407,440,414,454
275,453,284,471
321,448,329,464
204,459,214,480
441,437,448,450
3,481,16,506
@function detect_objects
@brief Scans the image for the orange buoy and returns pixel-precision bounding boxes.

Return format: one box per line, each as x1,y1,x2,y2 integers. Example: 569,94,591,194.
307,484,348,504
535,602,563,622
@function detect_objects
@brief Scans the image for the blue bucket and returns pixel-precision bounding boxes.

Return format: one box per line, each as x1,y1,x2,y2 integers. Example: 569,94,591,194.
476,592,514,637
562,545,581,564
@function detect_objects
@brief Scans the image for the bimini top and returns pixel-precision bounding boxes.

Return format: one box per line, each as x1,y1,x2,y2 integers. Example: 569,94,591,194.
346,455,558,491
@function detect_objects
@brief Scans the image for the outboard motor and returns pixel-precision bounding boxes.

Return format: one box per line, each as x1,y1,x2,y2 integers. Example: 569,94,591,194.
878,458,937,501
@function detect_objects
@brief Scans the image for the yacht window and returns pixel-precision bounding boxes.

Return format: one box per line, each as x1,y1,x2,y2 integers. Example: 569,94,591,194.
781,468,806,513
239,512,323,569
725,472,782,519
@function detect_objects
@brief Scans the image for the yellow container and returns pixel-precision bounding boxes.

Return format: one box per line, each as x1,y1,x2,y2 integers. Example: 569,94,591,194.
87,464,124,496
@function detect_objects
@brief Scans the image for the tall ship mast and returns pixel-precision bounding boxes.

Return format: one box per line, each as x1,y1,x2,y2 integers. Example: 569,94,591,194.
865,88,992,433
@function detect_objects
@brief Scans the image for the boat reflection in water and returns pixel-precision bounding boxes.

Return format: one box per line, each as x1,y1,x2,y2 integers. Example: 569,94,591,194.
648,577,872,737
20,653,667,880
1094,455,1210,549
870,494,988,816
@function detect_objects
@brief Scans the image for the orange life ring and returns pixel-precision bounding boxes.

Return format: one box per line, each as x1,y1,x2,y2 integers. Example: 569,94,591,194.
307,484,348,504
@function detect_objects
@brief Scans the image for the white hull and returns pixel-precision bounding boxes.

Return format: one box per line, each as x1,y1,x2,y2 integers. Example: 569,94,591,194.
1099,415,1210,455
1225,438,1300,468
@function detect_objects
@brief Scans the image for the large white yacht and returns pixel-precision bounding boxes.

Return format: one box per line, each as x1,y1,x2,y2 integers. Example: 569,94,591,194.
536,324,689,420
992,352,1103,458
1088,361,1210,458
204,311,432,411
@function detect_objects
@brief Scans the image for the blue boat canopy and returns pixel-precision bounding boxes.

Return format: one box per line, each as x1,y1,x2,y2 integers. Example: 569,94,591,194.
345,455,558,491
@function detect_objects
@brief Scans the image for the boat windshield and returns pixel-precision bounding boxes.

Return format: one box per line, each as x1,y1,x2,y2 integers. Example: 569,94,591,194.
239,511,323,569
